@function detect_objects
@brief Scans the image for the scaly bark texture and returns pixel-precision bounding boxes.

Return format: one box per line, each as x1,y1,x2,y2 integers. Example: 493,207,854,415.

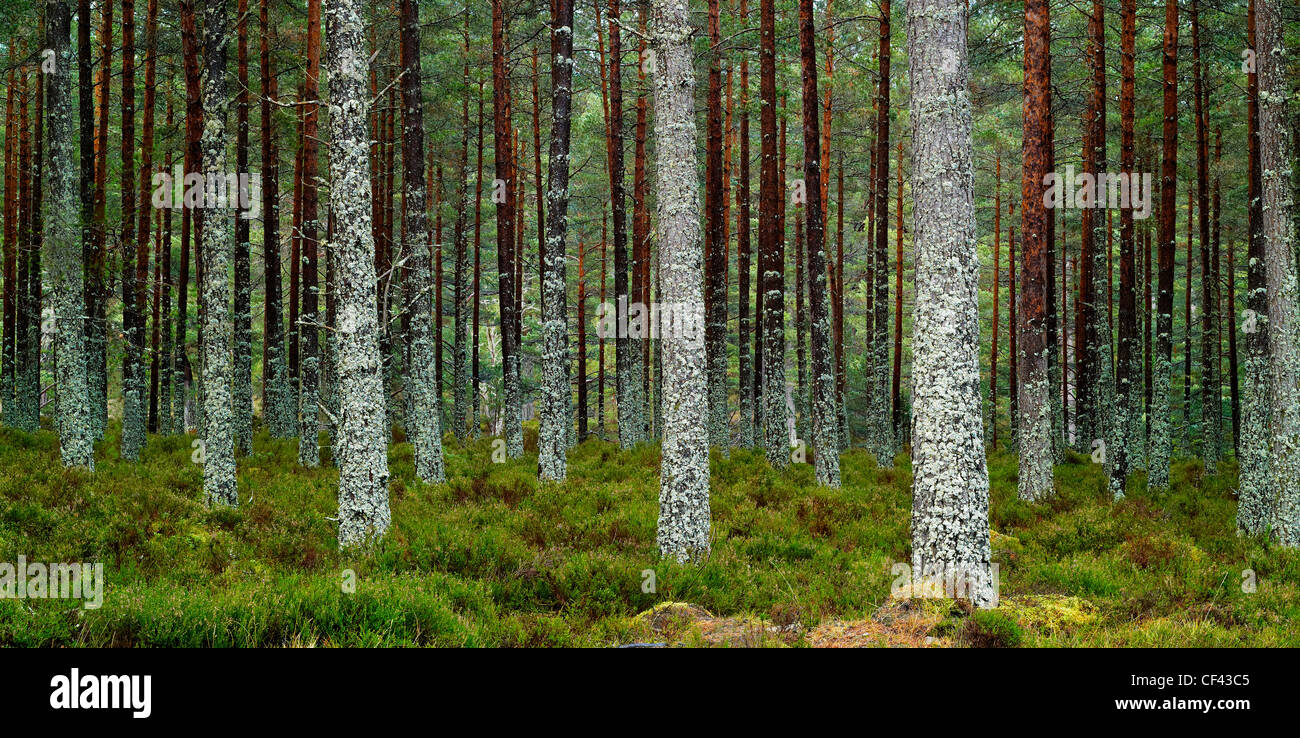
491,0,522,456
452,9,472,441
868,0,894,468
1149,0,1178,490
1192,0,1218,470
538,0,575,481
1257,0,1300,546
1018,0,1053,501
736,0,752,448
797,0,839,486
398,0,445,483
199,0,237,506
758,0,787,468
906,0,995,609
1084,0,1116,492
233,0,253,455
1238,0,1271,535
45,0,94,468
120,0,144,459
704,0,728,452
650,0,710,562
328,0,391,548
260,0,292,437
297,0,322,467
1113,0,1137,495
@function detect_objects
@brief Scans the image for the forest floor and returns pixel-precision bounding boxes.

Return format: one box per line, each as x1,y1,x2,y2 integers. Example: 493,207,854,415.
1,421,1297,647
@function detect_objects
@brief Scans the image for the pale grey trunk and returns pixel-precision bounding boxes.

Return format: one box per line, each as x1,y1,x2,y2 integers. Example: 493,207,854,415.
199,0,237,506
538,6,574,482
328,0,392,548
650,0,710,562
45,0,94,469
1091,207,1118,494
1258,0,1300,546
906,0,995,608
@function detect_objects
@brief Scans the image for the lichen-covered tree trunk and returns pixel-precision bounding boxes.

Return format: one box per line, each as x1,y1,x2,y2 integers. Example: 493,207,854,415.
1018,0,1053,501
327,0,391,548
1257,0,1300,546
398,0,445,484
297,0,322,468
1149,0,1179,490
796,0,840,486
451,9,472,442
650,0,709,562
868,0,895,469
758,0,787,469
120,0,144,459
1084,0,1116,493
491,0,522,457
45,0,94,468
260,0,292,437
906,0,995,609
199,0,237,506
1238,0,1271,535
704,0,728,453
1192,0,1218,472
736,0,753,449
139,0,159,435
232,0,253,455
1113,0,1137,496
538,0,575,481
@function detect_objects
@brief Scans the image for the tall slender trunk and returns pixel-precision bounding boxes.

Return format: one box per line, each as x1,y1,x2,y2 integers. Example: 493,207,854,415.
400,0,445,482
704,0,728,451
1256,0,1300,544
260,0,290,437
46,0,94,467
491,0,522,456
1113,0,1137,493
1148,0,1179,489
328,0,391,548
651,0,710,562
907,0,995,608
797,0,840,485
1193,0,1218,470
452,6,472,441
759,0,787,467
199,0,236,506
539,0,576,481
232,0,252,454
141,0,159,434
869,0,894,467
297,0,322,467
1018,0,1052,500
117,0,145,455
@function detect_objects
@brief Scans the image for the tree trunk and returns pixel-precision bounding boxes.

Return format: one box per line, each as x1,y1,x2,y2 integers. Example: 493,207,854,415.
491,0,522,456
797,0,840,485
1149,0,1178,489
233,0,252,454
1018,0,1053,501
650,0,710,562
759,0,787,467
260,0,290,437
45,0,94,467
869,0,894,467
539,0,575,480
199,0,236,506
1113,0,1137,494
1257,0,1300,544
906,0,996,608
327,0,391,548
297,0,322,467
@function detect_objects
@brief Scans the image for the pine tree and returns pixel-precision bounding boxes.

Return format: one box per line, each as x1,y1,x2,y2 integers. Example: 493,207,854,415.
906,0,995,609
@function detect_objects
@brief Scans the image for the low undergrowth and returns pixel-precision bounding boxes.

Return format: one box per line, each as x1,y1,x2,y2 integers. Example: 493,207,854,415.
1,423,1295,647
